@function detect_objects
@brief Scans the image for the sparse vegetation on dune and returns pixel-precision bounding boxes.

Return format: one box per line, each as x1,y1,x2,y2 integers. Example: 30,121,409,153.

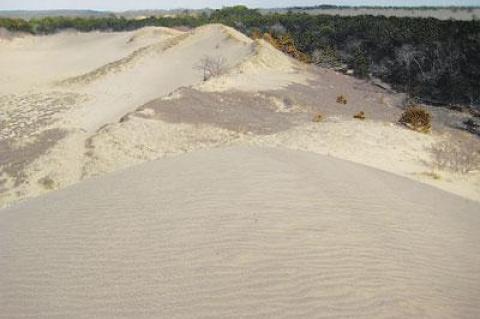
261,32,311,63
336,95,348,105
194,55,227,81
2,13,480,319
312,113,323,122
38,176,55,190
0,8,479,207
353,111,366,120
399,106,432,133
429,138,480,174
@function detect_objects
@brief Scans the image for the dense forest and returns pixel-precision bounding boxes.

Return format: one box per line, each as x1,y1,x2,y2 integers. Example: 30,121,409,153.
1,6,479,109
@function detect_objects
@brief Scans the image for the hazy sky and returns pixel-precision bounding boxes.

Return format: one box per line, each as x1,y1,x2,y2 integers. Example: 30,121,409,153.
0,0,478,11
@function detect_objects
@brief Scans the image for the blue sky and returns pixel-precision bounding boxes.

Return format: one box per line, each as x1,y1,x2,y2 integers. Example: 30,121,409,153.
0,0,478,11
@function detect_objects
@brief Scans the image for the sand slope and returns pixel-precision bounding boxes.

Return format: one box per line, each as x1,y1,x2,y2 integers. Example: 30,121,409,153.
0,25,308,206
0,24,478,207
0,28,180,92
1,147,479,318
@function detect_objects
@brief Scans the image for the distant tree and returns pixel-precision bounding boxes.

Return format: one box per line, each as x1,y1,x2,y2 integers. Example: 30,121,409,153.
352,48,369,79
269,23,287,37
1,8,479,107
311,47,341,67
395,44,426,94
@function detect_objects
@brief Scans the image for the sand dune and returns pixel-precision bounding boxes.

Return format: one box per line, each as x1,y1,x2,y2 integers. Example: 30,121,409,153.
1,147,479,318
1,25,479,316
0,24,310,206
0,29,174,91
0,24,478,207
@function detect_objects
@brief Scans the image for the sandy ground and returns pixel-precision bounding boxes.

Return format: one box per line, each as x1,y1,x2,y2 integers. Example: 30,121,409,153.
1,24,480,318
0,24,479,207
1,147,479,319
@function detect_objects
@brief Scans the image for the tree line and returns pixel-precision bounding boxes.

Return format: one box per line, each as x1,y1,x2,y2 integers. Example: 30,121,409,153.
1,6,479,108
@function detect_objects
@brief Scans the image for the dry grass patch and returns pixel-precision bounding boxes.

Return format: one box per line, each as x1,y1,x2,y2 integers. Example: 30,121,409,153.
312,113,323,123
353,111,366,120
420,171,442,180
399,106,431,133
429,138,480,174
336,95,348,105
262,33,311,63
38,176,55,190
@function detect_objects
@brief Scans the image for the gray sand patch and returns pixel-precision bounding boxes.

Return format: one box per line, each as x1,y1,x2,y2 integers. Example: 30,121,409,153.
137,88,307,135
0,128,67,187
59,33,189,86
0,91,85,140
264,69,406,122
135,69,408,134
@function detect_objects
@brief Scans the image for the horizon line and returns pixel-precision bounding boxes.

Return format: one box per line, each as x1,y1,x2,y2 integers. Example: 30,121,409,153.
1,4,480,13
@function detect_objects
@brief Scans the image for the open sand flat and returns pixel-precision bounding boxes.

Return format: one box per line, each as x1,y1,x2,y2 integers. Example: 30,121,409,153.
1,147,479,318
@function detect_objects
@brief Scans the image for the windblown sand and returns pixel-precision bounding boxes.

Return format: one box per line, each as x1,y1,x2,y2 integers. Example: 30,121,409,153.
1,25,479,317
0,24,478,203
1,147,479,318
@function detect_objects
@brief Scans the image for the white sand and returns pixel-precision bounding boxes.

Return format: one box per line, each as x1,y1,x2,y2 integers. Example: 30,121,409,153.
2,24,479,319
0,24,478,208
0,25,311,206
248,120,480,201
195,38,311,92
0,29,176,92
1,147,479,318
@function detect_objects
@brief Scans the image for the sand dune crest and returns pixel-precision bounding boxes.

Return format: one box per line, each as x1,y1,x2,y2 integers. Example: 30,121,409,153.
1,147,479,318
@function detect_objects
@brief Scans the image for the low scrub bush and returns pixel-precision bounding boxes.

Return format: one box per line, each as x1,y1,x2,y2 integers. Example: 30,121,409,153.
336,95,347,105
262,32,311,63
399,106,431,132
353,111,366,120
194,56,227,81
312,113,323,122
38,176,55,190
463,118,479,135
429,139,480,174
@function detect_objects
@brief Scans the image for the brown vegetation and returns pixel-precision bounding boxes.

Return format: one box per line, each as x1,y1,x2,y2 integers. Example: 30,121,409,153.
38,176,55,190
336,95,348,105
195,55,227,81
262,33,311,63
312,113,323,123
398,106,431,132
353,111,366,120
